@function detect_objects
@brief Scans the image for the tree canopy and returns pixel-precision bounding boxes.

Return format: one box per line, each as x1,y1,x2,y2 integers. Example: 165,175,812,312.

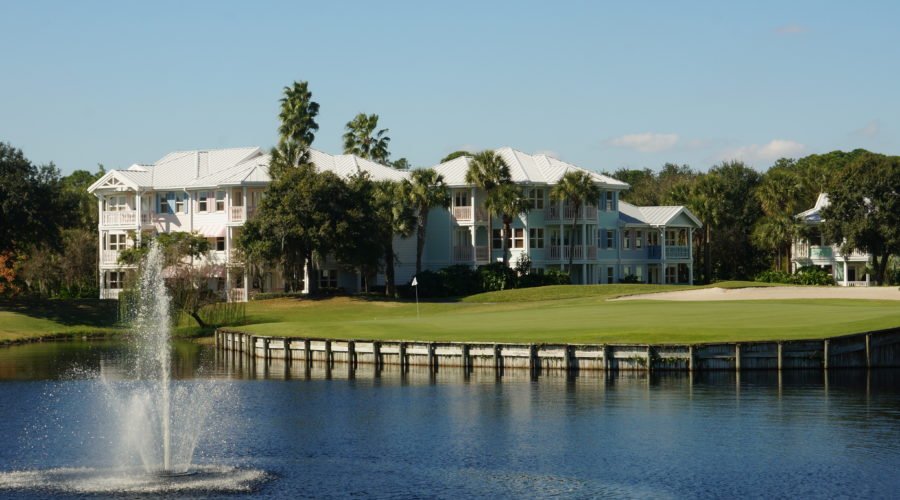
342,113,391,164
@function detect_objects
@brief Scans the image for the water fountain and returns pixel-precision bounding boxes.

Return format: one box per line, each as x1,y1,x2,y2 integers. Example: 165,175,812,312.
0,241,267,494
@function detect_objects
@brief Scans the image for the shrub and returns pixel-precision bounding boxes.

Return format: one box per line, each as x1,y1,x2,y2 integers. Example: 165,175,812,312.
754,267,835,286
619,274,641,284
252,291,306,301
477,263,517,292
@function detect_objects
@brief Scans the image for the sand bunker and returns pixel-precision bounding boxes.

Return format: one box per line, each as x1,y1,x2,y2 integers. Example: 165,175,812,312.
613,286,900,302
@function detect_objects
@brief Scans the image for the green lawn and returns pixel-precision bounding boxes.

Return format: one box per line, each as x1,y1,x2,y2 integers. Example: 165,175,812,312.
236,284,900,344
0,299,123,342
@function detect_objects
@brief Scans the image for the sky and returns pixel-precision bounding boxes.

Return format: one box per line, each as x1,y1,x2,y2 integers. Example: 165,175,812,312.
2,0,898,175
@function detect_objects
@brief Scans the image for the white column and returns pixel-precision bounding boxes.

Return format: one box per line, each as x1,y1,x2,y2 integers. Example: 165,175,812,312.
242,186,248,220
659,228,667,284
843,260,848,286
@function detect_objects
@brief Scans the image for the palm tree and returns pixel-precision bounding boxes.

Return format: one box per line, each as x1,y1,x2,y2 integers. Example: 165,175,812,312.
342,113,391,164
753,168,806,271
465,150,512,263
373,180,416,296
400,169,450,276
484,184,531,267
550,170,600,271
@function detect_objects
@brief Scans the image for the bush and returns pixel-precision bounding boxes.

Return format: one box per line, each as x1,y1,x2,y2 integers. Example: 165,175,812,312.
477,263,517,292
252,291,306,301
619,274,641,284
754,267,835,286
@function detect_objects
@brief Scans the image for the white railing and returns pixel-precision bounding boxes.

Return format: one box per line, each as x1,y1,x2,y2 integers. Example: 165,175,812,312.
545,205,597,221
228,288,247,302
101,250,121,264
666,246,690,259
452,206,472,221
100,288,122,299
549,245,597,260
102,210,136,226
229,248,243,264
229,206,245,222
453,245,473,261
140,212,153,224
475,246,489,261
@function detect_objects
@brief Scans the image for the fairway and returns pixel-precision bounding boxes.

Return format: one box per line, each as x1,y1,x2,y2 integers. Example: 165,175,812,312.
238,286,900,344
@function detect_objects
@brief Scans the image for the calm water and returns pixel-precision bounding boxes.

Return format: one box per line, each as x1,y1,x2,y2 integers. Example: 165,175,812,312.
0,340,899,498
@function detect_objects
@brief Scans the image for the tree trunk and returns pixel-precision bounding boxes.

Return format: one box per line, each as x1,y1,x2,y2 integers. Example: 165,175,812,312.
502,219,511,267
568,204,578,271
487,209,493,263
385,240,396,297
415,212,428,276
189,310,207,329
876,252,890,285
305,251,318,295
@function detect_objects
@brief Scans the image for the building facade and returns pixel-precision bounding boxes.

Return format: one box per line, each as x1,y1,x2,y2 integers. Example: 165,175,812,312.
88,146,702,301
791,193,872,286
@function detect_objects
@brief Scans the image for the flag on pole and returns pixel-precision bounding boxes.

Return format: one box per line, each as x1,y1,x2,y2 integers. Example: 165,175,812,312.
411,277,418,286
412,276,420,318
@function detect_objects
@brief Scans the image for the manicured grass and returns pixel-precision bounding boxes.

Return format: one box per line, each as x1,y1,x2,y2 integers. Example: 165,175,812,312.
235,284,900,344
0,299,123,342
461,281,783,303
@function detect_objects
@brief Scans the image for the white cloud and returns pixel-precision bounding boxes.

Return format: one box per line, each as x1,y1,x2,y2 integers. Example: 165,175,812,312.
606,133,679,153
851,120,880,137
715,139,808,164
775,24,809,35
534,149,560,159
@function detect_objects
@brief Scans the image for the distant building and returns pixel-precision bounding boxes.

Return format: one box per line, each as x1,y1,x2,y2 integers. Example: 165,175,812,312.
88,146,702,301
791,193,872,286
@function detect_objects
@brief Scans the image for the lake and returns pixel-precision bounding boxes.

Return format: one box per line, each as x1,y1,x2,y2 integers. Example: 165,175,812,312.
0,340,898,498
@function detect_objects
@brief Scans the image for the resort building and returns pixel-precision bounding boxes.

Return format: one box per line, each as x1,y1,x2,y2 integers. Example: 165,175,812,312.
791,193,872,286
88,146,702,301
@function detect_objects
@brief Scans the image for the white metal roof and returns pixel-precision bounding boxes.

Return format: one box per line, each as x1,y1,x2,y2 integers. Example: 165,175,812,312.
618,201,702,228
796,193,829,223
432,147,630,189
88,146,410,193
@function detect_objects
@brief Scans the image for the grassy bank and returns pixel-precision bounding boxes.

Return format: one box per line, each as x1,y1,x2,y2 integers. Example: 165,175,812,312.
0,299,123,342
235,283,900,344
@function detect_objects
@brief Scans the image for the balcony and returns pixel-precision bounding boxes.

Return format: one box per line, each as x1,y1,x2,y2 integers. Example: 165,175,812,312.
229,248,243,264
548,245,598,260
666,246,690,259
101,250,121,265
648,245,661,259
810,246,833,259
475,245,489,261
100,288,122,300
227,288,247,302
544,205,598,221
452,206,488,222
140,212,154,224
453,245,473,261
102,210,136,226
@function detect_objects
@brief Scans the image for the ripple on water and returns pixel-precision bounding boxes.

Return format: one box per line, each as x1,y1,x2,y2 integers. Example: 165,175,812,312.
0,464,269,494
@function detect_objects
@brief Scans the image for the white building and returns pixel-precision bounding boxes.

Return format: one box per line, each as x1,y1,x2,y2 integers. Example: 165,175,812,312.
88,146,702,301
791,193,872,286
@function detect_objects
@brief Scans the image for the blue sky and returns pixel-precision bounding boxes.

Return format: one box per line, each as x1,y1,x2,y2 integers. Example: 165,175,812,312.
2,1,897,175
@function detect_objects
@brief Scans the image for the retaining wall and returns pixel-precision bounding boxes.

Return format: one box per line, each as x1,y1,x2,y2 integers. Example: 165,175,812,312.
213,327,900,372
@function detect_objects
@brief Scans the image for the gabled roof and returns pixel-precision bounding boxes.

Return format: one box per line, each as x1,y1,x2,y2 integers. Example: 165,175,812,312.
432,147,629,189
618,201,702,228
796,193,829,224
88,146,410,193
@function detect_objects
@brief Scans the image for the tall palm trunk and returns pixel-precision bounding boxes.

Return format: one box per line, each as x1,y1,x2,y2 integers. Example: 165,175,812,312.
567,202,579,271
384,240,396,297
415,212,428,276
305,250,318,295
502,218,511,267
486,210,493,263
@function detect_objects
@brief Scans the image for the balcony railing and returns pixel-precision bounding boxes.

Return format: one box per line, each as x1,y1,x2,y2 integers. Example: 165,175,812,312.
102,210,136,226
475,245,489,261
544,205,598,221
228,288,246,302
228,248,243,264
229,206,245,222
100,288,122,300
101,249,121,264
548,245,598,260
140,212,153,224
648,245,662,259
453,245,473,261
810,246,832,258
452,206,471,221
666,246,690,259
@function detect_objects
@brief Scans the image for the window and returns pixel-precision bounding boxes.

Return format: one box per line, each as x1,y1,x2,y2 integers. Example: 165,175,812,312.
529,228,544,249
623,230,631,249
319,269,338,288
666,265,677,284
215,191,225,212
215,237,225,251
175,193,186,213
453,190,470,207
606,230,615,249
107,271,125,289
512,228,525,248
198,191,209,212
216,277,225,291
636,230,643,249
492,229,507,249
107,233,126,250
666,229,677,246
636,266,643,282
648,231,659,246
108,195,128,211
528,188,545,209
623,265,632,278
607,192,616,211
607,267,614,284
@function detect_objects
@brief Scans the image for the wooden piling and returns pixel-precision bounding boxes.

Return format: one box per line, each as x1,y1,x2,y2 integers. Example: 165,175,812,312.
865,334,872,368
777,342,783,371
823,339,829,370
734,343,741,372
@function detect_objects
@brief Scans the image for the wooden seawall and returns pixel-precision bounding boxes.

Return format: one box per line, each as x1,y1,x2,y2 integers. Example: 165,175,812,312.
214,328,900,372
